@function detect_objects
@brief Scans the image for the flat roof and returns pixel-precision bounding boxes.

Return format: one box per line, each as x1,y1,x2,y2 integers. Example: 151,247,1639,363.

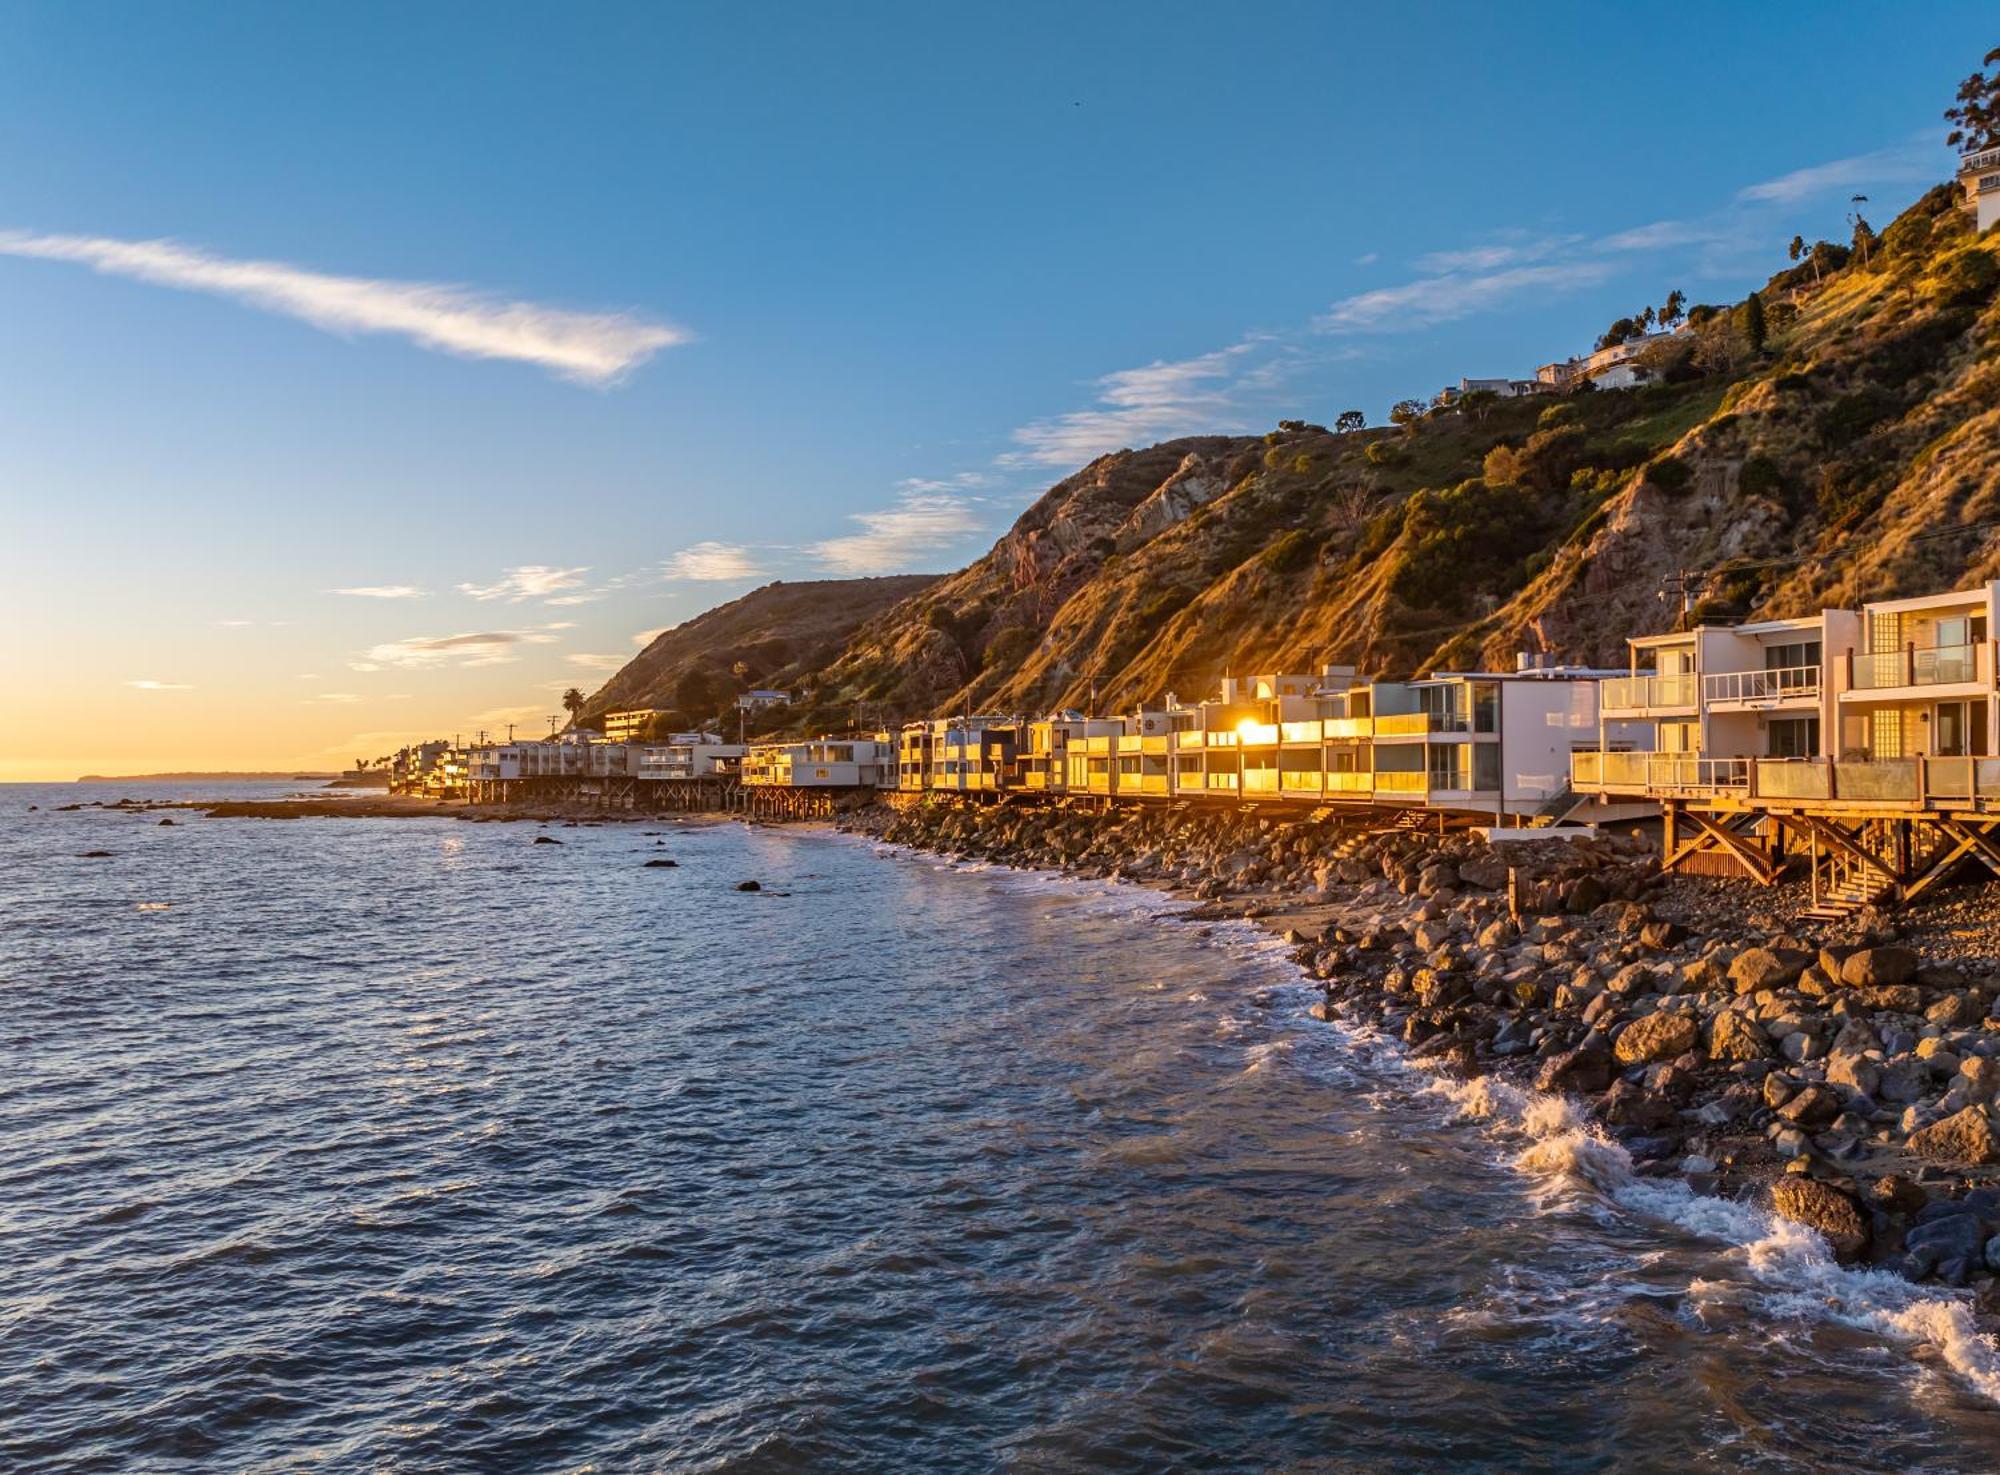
1863,583,1995,615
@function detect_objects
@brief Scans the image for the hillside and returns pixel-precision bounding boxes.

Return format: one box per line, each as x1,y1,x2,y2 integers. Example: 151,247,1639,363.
808,182,2000,716
591,178,2000,729
580,575,937,728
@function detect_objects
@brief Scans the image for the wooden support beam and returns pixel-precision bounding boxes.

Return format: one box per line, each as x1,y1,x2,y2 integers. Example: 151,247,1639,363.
1662,807,1777,884
1788,812,1903,888
1903,818,2000,903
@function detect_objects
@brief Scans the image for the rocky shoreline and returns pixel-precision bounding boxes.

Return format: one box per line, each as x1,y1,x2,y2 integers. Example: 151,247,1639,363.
842,798,2000,1300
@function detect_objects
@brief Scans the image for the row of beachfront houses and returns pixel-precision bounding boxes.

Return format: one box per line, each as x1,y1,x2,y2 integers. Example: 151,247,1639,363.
418,576,2000,826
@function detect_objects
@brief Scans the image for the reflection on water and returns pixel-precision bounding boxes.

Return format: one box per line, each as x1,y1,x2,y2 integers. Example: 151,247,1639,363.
2,784,1999,1472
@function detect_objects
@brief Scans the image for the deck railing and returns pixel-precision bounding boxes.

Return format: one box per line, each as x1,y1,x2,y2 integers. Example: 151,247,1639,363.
1702,665,1821,705
1576,750,2000,807
1850,642,1985,690
1601,672,1698,710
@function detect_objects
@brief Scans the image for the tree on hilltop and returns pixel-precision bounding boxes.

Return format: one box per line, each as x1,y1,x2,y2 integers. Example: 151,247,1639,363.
1946,46,2000,152
1388,398,1426,430
1335,409,1366,434
561,687,586,725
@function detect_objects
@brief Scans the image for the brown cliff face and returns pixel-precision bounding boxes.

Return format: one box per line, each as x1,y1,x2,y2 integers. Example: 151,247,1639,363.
594,181,2000,728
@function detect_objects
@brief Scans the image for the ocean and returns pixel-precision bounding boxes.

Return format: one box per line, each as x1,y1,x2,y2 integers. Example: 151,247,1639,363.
5,783,2000,1472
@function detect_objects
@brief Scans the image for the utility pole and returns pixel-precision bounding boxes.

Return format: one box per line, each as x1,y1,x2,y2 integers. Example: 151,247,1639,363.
1661,568,1702,631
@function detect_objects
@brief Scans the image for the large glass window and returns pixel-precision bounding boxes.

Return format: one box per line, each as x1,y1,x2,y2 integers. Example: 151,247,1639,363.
1766,717,1819,758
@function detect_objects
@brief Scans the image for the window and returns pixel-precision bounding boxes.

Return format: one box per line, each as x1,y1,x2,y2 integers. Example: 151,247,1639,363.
1869,611,1902,656
1473,744,1501,791
1764,639,1821,672
1766,717,1818,758
1471,682,1499,734
1871,709,1904,759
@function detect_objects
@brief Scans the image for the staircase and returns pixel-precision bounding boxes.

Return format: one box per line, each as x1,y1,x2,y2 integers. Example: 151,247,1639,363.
1802,873,1896,923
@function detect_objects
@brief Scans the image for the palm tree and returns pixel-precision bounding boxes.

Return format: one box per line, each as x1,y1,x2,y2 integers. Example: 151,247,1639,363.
561,687,585,727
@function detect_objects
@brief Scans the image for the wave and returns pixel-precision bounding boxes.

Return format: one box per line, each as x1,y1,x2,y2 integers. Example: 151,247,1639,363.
1428,1068,2000,1404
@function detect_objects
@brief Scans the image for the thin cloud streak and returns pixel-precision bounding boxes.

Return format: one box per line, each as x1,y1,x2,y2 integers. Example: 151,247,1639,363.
331,584,426,599
662,542,766,581
1735,141,1942,204
1316,262,1614,334
812,492,984,574
457,566,590,602
0,230,687,385
126,679,193,691
363,629,560,670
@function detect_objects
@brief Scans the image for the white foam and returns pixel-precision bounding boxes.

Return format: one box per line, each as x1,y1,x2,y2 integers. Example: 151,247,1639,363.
1425,1065,2000,1404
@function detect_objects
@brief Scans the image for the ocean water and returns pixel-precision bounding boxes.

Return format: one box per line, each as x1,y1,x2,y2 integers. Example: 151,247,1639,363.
6,783,2000,1472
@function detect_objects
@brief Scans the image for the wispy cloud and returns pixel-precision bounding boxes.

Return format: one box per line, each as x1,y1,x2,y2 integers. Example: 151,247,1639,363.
1414,234,1576,274
1317,262,1614,334
662,541,766,581
301,692,363,703
565,651,627,671
1735,140,1942,204
812,490,985,574
332,584,426,599
0,231,687,385
631,626,670,647
457,565,590,602
362,629,560,670
1007,343,1262,467
126,678,192,691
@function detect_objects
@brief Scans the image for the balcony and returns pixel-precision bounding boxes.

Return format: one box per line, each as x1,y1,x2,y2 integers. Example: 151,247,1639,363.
1600,672,1698,711
1372,770,1429,794
1322,716,1374,739
1279,720,1323,744
1702,665,1820,708
1847,642,1990,693
1570,750,1749,793
1323,771,1373,794
1965,146,2000,174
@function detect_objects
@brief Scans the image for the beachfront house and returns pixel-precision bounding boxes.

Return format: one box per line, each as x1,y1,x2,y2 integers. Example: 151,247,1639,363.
1837,581,1999,765
1960,146,2000,234
742,737,894,789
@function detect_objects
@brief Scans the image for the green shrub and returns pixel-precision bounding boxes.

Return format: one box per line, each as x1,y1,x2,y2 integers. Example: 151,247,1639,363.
1929,249,2000,309
1738,453,1785,500
1386,479,1542,613
1817,387,1904,447
1260,528,1317,574
1641,455,1693,496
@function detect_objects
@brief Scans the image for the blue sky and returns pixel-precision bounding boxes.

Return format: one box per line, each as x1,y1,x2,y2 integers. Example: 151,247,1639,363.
0,1,1990,776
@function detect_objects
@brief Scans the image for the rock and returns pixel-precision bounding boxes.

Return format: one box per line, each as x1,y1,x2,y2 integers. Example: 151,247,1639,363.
1824,1050,1882,1098
736,880,763,892
1840,946,1920,989
1680,956,1725,993
1869,1174,1929,1216
644,858,678,868
1853,985,1923,1015
1986,1233,2000,1274
78,850,113,859
1640,920,1688,950
1770,1178,1871,1262
1598,1078,1678,1130
1927,993,1975,1028
1905,1212,1987,1283
1777,1085,1841,1129
1708,1011,1771,1063
532,836,562,845
1564,875,1608,914
1615,1011,1699,1066
1537,1040,1613,1094
158,817,176,826
1907,1106,2000,1165
1729,947,1810,994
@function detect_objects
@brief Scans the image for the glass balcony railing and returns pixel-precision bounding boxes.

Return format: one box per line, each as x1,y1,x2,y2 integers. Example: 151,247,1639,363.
1851,643,1984,690
1702,665,1820,705
1600,672,1698,710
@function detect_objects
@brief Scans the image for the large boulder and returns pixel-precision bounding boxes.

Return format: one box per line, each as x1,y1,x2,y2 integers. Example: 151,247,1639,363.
1905,1211,1988,1283
1614,1011,1700,1066
1770,1178,1871,1262
1777,1085,1842,1129
1907,1106,2000,1165
1729,947,1811,995
1708,1010,1771,1062
1840,946,1920,989
1598,1078,1678,1130
1824,1050,1882,1098
1537,1040,1614,1094
1853,985,1924,1015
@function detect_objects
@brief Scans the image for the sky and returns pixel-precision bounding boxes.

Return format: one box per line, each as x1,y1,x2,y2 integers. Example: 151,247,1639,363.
0,1,1990,779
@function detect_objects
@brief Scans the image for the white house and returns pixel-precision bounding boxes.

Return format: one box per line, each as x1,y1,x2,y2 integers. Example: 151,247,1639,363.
1961,146,2000,234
